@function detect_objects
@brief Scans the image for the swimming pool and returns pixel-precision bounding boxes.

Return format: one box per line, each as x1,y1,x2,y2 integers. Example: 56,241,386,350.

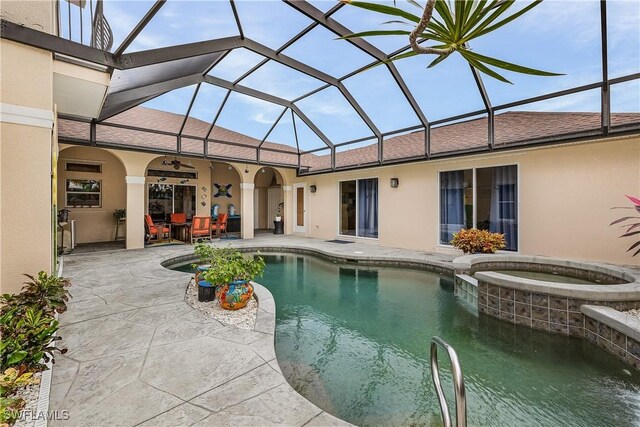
174,252,640,426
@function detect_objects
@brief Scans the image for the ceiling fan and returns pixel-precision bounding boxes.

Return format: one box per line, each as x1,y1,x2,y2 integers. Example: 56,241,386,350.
162,156,194,170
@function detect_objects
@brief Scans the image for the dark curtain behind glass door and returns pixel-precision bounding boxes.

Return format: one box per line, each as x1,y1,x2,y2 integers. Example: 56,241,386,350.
358,178,378,238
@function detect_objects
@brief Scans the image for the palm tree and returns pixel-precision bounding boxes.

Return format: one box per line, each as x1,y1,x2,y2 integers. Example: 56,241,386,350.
341,0,562,83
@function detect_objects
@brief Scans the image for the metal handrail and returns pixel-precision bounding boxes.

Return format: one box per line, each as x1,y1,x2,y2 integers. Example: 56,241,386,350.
430,336,467,427
57,0,113,51
90,0,113,51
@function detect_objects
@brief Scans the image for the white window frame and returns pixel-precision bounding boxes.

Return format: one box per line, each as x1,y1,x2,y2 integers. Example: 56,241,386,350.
436,163,520,251
337,177,379,240
65,178,102,208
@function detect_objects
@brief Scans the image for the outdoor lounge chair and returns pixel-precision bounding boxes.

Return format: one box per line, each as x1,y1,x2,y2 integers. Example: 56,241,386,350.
191,216,212,244
145,214,170,244
211,213,229,238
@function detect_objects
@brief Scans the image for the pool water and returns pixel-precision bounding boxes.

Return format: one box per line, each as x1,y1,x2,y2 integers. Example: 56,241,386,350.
174,254,640,426
493,270,603,285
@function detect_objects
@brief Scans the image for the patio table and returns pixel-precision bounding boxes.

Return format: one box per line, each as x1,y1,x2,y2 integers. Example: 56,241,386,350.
172,222,191,242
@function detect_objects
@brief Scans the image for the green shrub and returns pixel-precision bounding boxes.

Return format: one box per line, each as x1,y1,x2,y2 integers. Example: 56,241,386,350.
1,272,71,316
0,368,40,397
451,228,506,254
0,306,65,371
202,248,265,286
0,395,25,426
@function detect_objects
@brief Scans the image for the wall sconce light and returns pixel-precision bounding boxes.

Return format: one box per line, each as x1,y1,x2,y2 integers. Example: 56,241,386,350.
180,179,190,184
310,185,317,193
390,178,399,188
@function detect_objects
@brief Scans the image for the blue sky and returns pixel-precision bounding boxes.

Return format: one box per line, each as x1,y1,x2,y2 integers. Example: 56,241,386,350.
70,0,640,150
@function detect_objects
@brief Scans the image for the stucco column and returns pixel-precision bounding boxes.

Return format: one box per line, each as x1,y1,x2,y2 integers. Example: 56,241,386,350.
283,185,293,235
240,182,254,240
0,105,54,294
125,176,145,249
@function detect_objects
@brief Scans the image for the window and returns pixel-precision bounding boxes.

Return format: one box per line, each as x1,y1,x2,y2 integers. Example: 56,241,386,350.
440,165,518,250
65,162,101,173
66,179,101,207
340,178,378,238
148,184,196,222
147,169,197,179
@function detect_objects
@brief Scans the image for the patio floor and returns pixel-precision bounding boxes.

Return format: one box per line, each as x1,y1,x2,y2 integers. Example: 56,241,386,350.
50,235,456,426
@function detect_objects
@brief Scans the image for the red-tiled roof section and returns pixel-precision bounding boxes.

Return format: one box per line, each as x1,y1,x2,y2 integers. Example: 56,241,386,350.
57,107,638,170
58,106,298,164
325,111,639,169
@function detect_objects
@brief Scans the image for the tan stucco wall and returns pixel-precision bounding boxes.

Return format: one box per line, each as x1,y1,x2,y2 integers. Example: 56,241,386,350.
210,161,241,216
0,122,53,294
57,146,126,243
0,31,54,294
0,0,54,34
298,136,640,266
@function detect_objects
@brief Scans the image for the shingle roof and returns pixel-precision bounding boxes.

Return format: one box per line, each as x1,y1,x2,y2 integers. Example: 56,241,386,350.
58,107,638,170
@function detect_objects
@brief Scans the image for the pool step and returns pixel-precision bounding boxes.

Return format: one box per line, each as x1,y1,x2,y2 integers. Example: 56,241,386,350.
454,274,478,313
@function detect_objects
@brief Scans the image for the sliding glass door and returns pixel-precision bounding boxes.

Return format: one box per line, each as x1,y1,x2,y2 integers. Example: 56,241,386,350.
340,178,378,238
148,184,196,222
440,165,518,250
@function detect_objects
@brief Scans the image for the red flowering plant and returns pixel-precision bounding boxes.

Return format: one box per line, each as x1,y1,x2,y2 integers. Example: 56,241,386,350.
610,195,640,257
451,228,506,254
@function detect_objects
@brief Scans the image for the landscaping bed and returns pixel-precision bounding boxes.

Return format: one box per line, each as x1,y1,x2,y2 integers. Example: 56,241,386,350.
184,278,257,330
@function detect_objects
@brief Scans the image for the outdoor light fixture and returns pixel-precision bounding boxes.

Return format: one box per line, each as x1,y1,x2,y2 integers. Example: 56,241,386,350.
390,178,399,188
180,179,190,184
310,185,317,193
244,164,249,174
156,177,167,182
261,168,266,173
228,165,232,170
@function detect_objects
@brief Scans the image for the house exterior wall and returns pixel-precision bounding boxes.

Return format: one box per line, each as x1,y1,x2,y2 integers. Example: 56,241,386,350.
296,136,640,266
0,37,54,294
57,146,127,244
209,161,242,217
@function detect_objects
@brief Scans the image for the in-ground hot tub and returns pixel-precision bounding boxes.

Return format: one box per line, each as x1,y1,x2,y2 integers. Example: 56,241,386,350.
453,254,640,331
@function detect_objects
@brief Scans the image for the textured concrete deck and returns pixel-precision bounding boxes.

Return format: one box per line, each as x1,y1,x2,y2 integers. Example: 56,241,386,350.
50,235,456,426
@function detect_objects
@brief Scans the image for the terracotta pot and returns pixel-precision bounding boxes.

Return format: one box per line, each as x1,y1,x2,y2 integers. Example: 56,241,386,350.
215,280,254,310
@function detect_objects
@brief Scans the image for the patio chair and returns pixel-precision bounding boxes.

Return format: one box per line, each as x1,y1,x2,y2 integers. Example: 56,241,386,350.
211,213,229,238
170,213,187,224
191,216,212,244
170,213,188,241
145,214,170,244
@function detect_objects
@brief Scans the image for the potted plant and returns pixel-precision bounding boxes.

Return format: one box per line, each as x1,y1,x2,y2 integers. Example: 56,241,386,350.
202,249,265,310
275,202,284,222
451,228,506,254
191,244,231,302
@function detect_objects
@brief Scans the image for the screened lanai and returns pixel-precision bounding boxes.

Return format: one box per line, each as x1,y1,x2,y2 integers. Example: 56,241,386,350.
9,0,638,174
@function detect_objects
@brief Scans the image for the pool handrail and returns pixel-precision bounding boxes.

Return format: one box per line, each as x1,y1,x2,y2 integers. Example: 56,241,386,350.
430,336,467,427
